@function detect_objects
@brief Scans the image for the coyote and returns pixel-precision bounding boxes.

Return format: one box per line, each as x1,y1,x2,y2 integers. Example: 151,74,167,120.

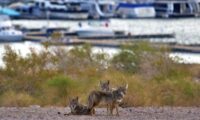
66,97,94,115
99,80,111,92
88,84,128,116
99,80,112,114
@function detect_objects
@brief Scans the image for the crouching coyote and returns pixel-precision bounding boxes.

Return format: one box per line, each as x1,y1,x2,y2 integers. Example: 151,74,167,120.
59,97,94,115
88,84,128,116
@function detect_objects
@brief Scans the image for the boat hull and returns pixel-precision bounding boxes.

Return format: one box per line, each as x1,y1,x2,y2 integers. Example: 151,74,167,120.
0,35,23,42
32,8,89,19
116,3,156,18
156,12,198,18
50,12,89,19
77,30,115,38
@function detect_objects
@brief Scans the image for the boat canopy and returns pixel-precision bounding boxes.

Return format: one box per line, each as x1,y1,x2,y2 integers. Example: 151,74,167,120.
116,3,154,11
155,0,197,3
0,7,20,17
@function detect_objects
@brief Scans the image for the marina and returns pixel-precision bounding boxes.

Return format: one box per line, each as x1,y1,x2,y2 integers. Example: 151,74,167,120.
0,0,200,65
11,18,200,45
1,0,199,19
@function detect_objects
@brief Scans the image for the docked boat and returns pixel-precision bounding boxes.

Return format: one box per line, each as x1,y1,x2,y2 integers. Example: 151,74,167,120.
14,0,89,19
0,15,23,42
12,0,117,19
195,0,200,16
84,0,117,19
72,22,115,39
33,0,89,19
154,0,200,18
0,6,20,18
115,2,156,18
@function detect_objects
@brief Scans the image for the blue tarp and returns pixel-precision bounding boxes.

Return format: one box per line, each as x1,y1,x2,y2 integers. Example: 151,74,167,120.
116,3,154,10
0,7,20,16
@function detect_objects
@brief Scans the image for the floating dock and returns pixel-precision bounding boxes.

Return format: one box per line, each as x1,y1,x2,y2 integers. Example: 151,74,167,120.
77,34,175,40
23,35,200,53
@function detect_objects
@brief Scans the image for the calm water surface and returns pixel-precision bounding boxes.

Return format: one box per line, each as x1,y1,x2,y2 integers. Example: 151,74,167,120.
12,18,200,45
1,19,199,66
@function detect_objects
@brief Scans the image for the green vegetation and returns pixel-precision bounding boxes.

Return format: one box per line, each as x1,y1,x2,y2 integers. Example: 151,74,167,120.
0,42,199,107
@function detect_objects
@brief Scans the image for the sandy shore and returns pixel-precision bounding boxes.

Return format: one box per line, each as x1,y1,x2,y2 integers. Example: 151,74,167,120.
0,107,199,120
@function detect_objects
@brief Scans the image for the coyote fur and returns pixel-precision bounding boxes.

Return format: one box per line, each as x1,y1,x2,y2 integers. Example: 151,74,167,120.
88,84,128,116
66,97,94,115
99,80,112,114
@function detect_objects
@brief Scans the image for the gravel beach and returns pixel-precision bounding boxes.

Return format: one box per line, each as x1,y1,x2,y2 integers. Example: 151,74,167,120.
0,107,199,120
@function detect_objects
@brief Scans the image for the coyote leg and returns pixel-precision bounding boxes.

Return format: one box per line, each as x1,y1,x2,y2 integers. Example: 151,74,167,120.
93,108,95,115
90,108,95,116
106,104,110,115
110,103,114,115
110,105,113,115
115,104,119,116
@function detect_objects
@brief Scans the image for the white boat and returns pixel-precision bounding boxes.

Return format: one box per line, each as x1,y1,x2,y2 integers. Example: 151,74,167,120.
88,0,116,19
0,15,23,42
79,0,117,19
115,2,156,18
73,22,115,38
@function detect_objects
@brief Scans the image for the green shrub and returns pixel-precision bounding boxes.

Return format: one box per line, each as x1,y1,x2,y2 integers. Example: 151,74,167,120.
47,75,74,97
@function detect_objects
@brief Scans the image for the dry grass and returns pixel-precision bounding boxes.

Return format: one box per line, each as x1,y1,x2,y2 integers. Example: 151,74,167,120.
0,91,38,107
0,42,199,107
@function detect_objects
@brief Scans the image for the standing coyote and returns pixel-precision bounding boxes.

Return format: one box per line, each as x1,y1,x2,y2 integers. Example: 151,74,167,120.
67,97,94,115
88,84,128,116
99,80,112,114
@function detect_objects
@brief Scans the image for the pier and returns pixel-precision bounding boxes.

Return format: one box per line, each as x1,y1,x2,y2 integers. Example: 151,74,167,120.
23,35,200,53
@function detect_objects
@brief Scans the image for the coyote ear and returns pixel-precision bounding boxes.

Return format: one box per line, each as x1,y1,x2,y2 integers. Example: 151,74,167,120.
125,84,128,89
107,80,110,85
75,96,79,101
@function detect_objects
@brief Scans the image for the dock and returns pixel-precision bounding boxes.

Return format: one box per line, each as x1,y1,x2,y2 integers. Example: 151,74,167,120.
24,31,175,41
77,34,175,40
23,35,200,53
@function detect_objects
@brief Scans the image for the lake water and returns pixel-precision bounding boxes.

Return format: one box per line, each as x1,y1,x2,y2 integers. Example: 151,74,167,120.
0,19,199,67
12,18,200,45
